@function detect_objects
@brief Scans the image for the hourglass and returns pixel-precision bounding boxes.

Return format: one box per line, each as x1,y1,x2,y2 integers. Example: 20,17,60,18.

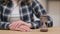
40,15,48,32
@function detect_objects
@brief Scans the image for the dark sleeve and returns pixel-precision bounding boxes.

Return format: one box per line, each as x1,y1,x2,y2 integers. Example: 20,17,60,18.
31,0,53,29
46,16,53,27
0,5,10,30
32,0,47,18
31,20,40,29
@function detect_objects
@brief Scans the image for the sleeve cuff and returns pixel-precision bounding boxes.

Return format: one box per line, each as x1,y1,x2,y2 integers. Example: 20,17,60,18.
31,21,40,29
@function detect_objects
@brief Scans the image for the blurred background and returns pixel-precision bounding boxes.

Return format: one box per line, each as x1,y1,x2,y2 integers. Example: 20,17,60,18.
34,0,60,27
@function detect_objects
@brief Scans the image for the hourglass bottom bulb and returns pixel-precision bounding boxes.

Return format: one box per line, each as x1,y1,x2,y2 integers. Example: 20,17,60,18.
40,29,48,32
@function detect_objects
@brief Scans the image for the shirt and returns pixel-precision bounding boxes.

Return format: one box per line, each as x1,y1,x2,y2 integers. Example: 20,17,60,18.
10,1,20,22
0,0,53,30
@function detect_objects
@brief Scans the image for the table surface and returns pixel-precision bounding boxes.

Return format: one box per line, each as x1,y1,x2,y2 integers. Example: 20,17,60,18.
0,27,60,34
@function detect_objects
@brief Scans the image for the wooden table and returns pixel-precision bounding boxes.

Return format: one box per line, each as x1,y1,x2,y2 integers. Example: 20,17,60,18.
0,27,60,34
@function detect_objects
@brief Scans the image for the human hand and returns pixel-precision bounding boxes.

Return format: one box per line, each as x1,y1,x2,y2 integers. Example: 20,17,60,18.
9,21,32,32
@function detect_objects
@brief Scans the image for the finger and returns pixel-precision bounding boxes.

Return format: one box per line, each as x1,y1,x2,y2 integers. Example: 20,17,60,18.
14,24,27,31
15,22,22,28
19,25,28,32
11,23,18,30
20,21,31,28
19,27,27,32
9,25,15,30
9,23,18,30
9,22,16,28
9,22,23,31
23,26,31,32
15,24,21,30
20,25,31,32
11,22,21,30
23,23,32,28
17,21,30,27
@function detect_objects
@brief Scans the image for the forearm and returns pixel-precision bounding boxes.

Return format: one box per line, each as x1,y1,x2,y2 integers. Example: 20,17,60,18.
31,21,40,29
45,16,53,27
32,0,47,19
46,21,53,27
30,20,53,29
0,21,10,30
